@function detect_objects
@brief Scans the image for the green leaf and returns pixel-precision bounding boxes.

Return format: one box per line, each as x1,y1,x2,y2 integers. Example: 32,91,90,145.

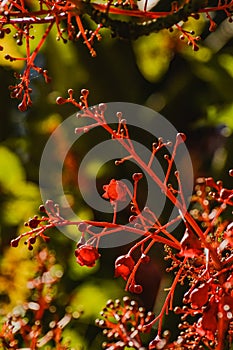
0,146,25,192
133,32,172,82
0,146,40,225
1,182,40,225
70,280,124,320
218,54,233,79
61,328,87,349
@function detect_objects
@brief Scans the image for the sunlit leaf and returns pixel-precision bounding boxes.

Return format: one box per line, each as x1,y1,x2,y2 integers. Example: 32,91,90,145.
0,146,40,225
219,54,233,79
0,146,25,191
2,182,40,225
133,32,172,82
0,246,35,313
61,328,87,349
0,35,24,70
71,281,124,319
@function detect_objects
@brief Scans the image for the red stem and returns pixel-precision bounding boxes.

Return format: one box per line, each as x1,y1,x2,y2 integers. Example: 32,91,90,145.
144,257,188,335
77,112,222,270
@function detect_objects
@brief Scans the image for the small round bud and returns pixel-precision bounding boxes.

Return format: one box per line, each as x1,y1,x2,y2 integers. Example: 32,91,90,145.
131,205,136,212
193,13,200,19
116,112,122,118
99,103,106,112
29,236,36,244
81,89,89,97
75,127,83,134
11,237,20,247
129,283,143,294
106,299,114,308
56,96,66,105
193,44,199,52
141,254,150,263
28,218,39,229
39,205,46,212
176,132,186,143
132,173,143,181
78,222,87,232
129,215,137,223
28,243,33,251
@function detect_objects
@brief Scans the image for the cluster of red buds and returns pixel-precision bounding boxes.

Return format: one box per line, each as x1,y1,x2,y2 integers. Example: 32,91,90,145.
1,1,233,109
0,248,78,349
10,200,62,250
9,89,233,350
96,296,155,350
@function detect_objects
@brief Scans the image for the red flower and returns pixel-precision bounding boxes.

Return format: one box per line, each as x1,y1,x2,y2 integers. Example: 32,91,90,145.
102,179,127,204
196,297,218,340
75,245,100,267
189,283,209,309
115,255,134,280
179,228,202,258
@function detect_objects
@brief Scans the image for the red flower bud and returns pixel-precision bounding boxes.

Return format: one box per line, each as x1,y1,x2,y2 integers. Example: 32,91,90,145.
141,254,150,264
56,96,66,105
81,89,89,97
28,217,40,229
11,237,20,247
129,283,143,294
176,132,186,144
189,283,209,309
78,222,87,232
179,228,202,258
115,255,134,280
132,173,143,182
39,205,46,212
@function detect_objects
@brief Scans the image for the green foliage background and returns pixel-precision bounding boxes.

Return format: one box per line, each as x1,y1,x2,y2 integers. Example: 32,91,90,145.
0,11,233,348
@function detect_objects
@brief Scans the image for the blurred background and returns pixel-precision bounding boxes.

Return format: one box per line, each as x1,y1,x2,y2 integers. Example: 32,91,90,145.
0,5,233,348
